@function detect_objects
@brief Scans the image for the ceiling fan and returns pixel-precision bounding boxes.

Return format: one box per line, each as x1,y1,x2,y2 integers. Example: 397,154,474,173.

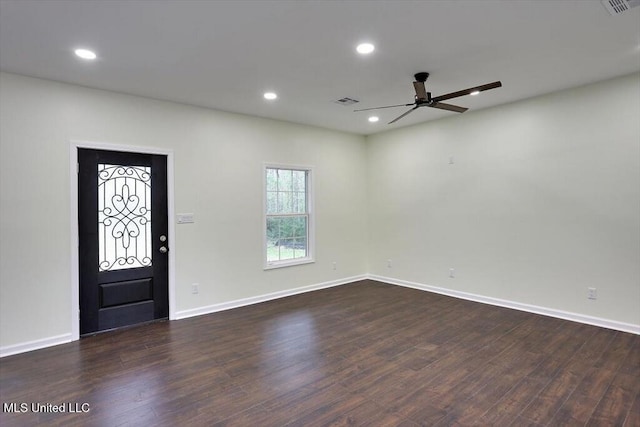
355,72,502,124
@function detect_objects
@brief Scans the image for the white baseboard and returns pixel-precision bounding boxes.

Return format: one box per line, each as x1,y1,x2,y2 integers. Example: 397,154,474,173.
175,274,367,320
368,274,640,335
0,333,73,358
3,273,636,358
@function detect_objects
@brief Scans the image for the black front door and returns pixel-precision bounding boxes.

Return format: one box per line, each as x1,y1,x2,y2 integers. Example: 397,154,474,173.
78,148,169,335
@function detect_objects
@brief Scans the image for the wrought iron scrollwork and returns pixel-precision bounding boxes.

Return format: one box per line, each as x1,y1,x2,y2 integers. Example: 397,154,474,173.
98,164,152,271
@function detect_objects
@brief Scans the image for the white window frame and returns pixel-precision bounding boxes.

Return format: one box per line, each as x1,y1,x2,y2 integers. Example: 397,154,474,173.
263,163,315,270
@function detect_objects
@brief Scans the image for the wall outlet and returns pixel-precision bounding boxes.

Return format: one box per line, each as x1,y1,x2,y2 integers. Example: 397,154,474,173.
587,287,597,300
387,259,392,268
332,261,337,270
449,268,455,278
191,283,199,294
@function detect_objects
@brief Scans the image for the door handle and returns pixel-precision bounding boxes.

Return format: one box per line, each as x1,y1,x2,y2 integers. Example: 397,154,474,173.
159,246,168,254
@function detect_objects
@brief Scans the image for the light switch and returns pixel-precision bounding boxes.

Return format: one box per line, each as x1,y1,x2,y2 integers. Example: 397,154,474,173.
177,213,195,224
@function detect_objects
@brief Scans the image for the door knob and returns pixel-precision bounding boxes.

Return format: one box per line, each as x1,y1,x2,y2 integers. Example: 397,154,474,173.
159,246,168,254
160,235,167,242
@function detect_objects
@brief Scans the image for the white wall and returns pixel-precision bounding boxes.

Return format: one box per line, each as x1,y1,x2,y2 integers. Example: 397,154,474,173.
0,72,368,349
1,72,638,354
367,73,640,327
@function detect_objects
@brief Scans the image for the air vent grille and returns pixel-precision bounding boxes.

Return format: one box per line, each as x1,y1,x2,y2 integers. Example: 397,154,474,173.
601,0,640,15
334,97,359,106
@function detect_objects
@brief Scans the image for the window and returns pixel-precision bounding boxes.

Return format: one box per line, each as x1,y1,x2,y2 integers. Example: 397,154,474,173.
98,164,152,271
264,165,314,269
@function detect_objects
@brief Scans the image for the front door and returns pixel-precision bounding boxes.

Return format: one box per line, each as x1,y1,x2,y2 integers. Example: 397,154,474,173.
78,148,169,335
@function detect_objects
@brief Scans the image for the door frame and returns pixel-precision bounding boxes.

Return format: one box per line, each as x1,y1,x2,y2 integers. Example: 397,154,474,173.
69,140,176,341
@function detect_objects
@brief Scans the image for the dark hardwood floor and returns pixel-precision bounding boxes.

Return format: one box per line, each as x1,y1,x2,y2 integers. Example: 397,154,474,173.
1,280,638,426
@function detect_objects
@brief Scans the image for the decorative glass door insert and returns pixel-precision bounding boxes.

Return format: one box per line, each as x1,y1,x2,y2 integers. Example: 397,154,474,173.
97,164,152,271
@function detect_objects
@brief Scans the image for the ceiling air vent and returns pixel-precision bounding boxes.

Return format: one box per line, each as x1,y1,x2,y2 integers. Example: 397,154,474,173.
601,0,640,15
334,97,359,106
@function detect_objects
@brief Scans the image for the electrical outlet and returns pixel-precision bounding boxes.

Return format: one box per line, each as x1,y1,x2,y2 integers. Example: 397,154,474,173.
332,261,337,270
587,287,597,300
191,283,199,294
387,259,392,268
449,268,455,278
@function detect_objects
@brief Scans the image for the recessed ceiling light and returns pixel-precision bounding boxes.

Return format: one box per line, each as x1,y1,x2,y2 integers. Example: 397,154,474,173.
356,43,375,55
368,116,379,123
470,90,480,96
263,92,278,100
74,48,97,60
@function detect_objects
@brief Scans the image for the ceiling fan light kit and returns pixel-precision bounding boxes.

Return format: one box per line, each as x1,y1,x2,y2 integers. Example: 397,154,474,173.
355,72,502,124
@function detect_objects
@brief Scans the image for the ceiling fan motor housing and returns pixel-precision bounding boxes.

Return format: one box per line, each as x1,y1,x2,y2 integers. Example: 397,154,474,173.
416,93,432,105
414,72,430,82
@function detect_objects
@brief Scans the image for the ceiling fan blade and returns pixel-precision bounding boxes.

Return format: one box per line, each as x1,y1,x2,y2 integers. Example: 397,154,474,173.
429,102,468,113
354,103,414,112
431,81,502,102
413,81,428,100
389,106,419,124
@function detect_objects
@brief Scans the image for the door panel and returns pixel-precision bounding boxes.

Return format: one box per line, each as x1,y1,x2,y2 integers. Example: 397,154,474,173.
78,149,168,335
100,278,153,307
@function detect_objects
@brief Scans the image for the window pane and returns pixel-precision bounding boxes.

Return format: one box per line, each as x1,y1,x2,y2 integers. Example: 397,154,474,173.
292,216,307,238
278,169,292,192
266,216,280,243
293,238,307,258
280,216,295,238
294,191,306,213
292,170,306,192
267,168,307,215
266,191,278,214
277,191,293,214
266,168,278,191
98,164,152,271
265,215,307,263
266,240,279,262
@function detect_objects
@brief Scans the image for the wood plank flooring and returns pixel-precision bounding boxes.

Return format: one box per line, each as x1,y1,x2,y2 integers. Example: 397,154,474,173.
1,280,638,426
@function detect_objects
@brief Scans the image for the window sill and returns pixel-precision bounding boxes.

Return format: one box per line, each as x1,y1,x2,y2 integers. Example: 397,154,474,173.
264,257,315,270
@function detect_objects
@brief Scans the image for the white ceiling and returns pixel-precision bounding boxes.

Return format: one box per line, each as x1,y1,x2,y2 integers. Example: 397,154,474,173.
1,0,639,135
